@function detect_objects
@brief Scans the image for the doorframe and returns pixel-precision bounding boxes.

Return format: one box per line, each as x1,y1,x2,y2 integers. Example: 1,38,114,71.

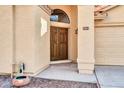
50,21,71,64
51,21,70,28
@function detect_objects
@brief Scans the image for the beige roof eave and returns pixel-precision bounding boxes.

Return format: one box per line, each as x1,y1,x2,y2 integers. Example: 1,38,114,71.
95,5,119,12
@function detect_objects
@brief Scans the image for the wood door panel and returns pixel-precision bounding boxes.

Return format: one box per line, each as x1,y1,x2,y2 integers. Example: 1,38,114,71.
60,44,67,59
50,26,68,61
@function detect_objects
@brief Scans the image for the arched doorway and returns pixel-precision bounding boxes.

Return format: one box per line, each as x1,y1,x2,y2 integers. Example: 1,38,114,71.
50,9,70,23
50,9,70,61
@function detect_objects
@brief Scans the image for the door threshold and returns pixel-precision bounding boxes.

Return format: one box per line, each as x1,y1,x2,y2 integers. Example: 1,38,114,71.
50,60,72,64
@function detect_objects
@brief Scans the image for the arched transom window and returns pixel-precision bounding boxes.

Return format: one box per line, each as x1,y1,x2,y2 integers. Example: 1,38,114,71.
50,9,70,24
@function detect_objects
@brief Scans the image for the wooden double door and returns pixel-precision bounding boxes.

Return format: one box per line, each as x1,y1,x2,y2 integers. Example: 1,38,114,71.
50,26,68,61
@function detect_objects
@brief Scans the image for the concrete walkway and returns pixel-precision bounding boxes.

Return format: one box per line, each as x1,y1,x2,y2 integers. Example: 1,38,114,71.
35,63,124,88
35,63,97,83
95,66,124,88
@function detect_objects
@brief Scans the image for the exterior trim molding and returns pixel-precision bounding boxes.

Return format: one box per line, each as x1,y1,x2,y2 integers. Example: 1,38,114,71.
95,22,124,27
77,61,95,74
101,5,119,12
95,5,119,12
38,5,52,15
77,58,95,64
32,64,49,76
51,21,70,28
50,60,72,64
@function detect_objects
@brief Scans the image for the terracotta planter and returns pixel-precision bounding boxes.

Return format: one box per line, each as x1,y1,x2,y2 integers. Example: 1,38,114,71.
12,76,30,87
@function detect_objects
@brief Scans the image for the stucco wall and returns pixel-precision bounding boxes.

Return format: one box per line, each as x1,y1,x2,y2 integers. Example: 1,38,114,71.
96,6,124,24
0,6,13,73
15,6,50,74
33,6,50,74
77,5,94,74
49,5,78,62
71,6,78,62
15,6,36,73
0,5,62,74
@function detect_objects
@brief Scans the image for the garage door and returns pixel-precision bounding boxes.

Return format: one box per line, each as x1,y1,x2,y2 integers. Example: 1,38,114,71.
95,27,124,65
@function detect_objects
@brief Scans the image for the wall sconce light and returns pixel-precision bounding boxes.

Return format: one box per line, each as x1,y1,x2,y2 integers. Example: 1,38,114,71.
75,28,78,34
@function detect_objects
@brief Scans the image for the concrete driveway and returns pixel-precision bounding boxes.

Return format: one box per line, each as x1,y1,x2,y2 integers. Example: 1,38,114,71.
95,66,124,88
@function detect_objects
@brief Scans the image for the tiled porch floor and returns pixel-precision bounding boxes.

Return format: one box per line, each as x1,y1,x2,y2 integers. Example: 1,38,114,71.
35,63,97,83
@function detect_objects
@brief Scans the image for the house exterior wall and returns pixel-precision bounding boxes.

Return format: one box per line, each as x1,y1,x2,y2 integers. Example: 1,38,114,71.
0,5,93,75
49,5,78,63
96,6,124,24
0,5,50,75
77,5,95,74
15,6,36,74
2,5,124,75
0,6,13,74
15,5,50,74
33,6,50,74
95,6,124,66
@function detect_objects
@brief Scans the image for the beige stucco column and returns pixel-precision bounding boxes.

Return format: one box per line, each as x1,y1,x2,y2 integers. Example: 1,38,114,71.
77,5,95,74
